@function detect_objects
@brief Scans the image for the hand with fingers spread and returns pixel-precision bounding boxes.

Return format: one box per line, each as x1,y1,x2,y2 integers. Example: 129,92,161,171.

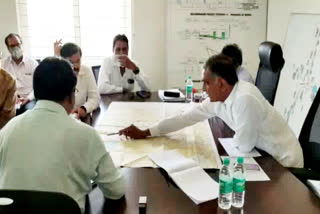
119,124,151,139
54,39,63,56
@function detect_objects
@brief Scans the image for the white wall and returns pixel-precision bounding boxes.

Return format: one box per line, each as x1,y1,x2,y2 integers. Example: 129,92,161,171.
0,0,19,57
131,0,167,90
267,0,320,45
0,0,167,90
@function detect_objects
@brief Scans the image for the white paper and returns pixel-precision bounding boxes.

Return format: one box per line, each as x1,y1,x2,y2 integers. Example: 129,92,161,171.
219,138,261,157
221,156,270,181
150,150,219,204
307,180,320,198
158,89,186,102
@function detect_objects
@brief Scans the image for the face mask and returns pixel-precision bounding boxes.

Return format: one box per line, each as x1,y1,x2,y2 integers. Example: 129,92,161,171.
9,47,23,60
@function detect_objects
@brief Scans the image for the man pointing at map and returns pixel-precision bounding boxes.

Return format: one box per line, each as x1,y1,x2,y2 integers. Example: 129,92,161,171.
119,54,303,168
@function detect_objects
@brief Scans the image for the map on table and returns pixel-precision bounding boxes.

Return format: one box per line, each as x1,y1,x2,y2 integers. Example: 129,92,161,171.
95,102,221,169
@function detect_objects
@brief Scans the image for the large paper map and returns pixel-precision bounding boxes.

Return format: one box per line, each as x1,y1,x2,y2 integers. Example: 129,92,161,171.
95,102,221,169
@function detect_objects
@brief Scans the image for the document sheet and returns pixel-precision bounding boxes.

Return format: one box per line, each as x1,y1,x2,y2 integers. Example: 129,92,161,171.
149,150,219,204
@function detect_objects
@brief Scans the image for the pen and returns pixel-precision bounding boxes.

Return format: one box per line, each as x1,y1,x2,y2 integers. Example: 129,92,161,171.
107,132,119,136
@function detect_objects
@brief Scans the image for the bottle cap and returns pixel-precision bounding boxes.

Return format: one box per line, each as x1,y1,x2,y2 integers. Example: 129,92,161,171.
187,75,192,79
237,157,244,164
223,158,230,166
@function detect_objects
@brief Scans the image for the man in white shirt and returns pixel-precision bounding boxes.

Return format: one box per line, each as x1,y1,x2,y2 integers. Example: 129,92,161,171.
98,34,150,94
0,57,125,212
119,54,303,168
222,44,255,84
59,42,100,119
1,33,38,103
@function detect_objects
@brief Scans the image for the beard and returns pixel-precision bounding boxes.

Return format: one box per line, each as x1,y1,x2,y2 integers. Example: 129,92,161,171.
9,47,23,60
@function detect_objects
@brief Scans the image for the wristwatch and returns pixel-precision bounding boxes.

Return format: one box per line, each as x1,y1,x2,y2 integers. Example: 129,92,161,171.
133,67,140,75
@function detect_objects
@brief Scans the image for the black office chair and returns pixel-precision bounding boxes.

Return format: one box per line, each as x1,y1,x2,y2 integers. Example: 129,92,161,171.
92,65,101,83
255,41,285,105
0,189,81,214
289,88,320,184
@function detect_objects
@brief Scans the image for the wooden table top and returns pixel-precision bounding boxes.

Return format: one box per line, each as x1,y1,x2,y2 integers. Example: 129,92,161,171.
86,92,320,214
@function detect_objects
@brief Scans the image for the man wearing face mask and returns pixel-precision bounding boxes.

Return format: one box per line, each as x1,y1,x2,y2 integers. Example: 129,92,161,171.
98,34,150,94
1,33,38,104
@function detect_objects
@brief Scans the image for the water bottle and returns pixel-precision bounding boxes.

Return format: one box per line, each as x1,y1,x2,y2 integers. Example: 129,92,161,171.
185,75,193,102
232,157,246,208
218,158,233,210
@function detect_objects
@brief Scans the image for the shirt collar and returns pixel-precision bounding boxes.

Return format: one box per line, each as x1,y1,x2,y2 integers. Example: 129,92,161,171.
9,55,26,65
224,81,239,106
34,100,68,116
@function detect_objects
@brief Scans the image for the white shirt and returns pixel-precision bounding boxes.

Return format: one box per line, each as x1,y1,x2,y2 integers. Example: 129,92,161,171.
1,56,38,98
0,100,125,212
98,56,150,94
75,65,100,113
237,66,255,84
150,81,303,168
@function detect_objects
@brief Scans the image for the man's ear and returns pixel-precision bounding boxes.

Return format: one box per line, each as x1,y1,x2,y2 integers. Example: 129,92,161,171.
219,78,229,91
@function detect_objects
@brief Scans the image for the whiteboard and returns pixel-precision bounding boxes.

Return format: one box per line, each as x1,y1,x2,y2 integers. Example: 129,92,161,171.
166,0,267,89
274,13,320,138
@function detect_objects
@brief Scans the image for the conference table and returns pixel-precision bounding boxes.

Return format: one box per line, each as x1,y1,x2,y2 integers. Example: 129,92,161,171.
86,92,320,214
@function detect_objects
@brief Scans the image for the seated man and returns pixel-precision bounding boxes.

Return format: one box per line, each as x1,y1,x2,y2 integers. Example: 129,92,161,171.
1,33,38,104
222,44,255,84
211,43,256,139
0,57,125,212
98,34,150,94
119,54,303,168
0,69,16,129
56,41,100,119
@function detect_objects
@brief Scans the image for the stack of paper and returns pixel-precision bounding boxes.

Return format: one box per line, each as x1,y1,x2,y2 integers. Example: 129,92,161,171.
158,89,186,102
149,150,219,204
307,180,320,198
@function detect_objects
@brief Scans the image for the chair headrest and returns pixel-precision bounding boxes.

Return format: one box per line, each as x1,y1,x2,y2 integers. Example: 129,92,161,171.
259,41,285,71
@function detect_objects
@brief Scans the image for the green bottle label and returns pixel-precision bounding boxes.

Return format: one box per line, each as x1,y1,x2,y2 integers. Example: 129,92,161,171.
186,85,193,93
219,178,233,194
233,177,245,193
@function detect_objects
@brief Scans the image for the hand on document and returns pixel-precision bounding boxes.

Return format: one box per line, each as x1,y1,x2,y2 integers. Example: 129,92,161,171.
119,124,151,139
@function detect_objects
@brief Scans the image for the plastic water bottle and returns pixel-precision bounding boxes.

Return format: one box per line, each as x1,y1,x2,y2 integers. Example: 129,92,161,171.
232,157,246,208
185,75,193,102
218,158,233,210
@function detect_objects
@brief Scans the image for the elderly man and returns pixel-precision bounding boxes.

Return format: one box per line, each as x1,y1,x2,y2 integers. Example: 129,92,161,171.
1,33,38,104
120,54,303,168
0,57,125,212
98,34,150,94
0,69,16,129
54,41,100,119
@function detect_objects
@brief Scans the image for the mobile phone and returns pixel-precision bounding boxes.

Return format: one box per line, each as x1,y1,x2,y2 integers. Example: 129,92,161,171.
164,91,180,97
136,91,151,99
244,163,260,171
